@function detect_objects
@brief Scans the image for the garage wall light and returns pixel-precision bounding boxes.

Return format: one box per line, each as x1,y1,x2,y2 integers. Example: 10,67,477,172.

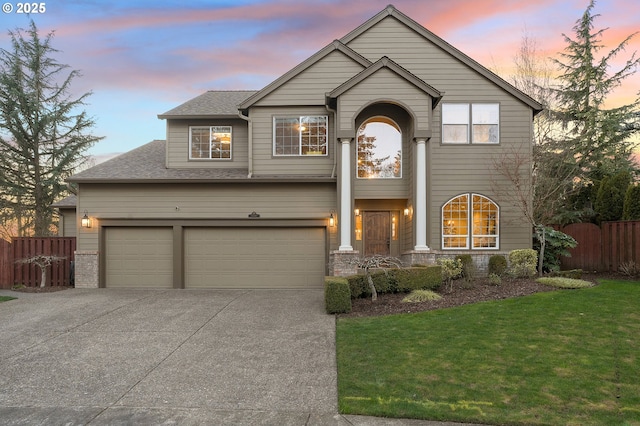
81,210,91,228
329,210,336,227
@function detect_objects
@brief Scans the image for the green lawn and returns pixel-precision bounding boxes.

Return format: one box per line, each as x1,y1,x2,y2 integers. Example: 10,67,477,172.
0,295,16,302
337,280,640,425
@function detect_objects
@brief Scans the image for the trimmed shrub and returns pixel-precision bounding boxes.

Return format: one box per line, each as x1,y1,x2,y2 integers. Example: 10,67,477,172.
325,277,351,314
536,277,593,289
508,249,538,278
395,266,442,292
488,255,507,276
488,273,502,286
438,258,463,289
456,254,475,284
346,274,369,299
402,289,442,303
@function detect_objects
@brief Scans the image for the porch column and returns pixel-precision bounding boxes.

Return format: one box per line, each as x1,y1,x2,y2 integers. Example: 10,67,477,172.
339,138,353,251
414,138,430,250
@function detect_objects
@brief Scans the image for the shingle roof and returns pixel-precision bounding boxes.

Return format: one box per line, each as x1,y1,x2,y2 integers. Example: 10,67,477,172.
52,194,77,208
67,140,334,183
158,90,258,118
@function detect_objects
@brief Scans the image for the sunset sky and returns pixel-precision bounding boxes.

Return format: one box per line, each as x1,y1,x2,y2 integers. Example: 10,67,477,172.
0,0,638,160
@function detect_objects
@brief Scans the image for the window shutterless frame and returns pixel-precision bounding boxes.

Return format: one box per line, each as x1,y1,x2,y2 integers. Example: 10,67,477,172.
189,126,233,160
442,103,500,144
442,193,499,250
273,116,328,156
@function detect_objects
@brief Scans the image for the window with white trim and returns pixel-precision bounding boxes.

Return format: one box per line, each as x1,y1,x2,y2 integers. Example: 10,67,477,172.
442,103,499,144
273,116,328,156
442,193,499,249
190,126,232,159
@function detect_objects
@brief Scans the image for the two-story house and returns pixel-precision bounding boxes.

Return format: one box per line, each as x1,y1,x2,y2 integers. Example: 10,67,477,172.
68,4,542,289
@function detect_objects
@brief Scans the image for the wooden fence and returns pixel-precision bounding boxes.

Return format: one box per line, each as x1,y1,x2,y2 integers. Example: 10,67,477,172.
560,221,640,272
0,237,76,289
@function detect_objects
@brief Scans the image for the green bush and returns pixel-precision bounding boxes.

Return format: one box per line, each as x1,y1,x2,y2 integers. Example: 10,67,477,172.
508,249,538,278
437,257,463,289
346,266,442,299
456,254,475,284
324,277,351,314
536,277,593,289
533,226,577,272
488,273,502,286
395,266,442,292
488,255,507,276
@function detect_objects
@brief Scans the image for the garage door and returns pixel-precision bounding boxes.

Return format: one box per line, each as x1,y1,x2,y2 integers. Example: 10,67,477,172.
185,227,325,289
105,227,173,288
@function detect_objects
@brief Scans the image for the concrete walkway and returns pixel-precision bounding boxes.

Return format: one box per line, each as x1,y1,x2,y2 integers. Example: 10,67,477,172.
0,288,478,426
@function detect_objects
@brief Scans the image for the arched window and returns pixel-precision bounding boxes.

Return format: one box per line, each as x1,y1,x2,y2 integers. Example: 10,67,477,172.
442,194,499,249
356,117,402,179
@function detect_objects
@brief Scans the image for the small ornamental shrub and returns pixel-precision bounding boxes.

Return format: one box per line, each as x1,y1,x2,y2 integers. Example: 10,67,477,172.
324,277,351,314
536,277,593,289
346,274,368,299
488,255,507,276
456,254,475,285
437,257,463,291
508,249,538,278
619,261,640,278
488,273,502,286
402,289,442,303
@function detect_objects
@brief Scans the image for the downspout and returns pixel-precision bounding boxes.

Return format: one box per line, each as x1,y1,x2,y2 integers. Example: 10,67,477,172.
325,100,337,178
238,109,253,178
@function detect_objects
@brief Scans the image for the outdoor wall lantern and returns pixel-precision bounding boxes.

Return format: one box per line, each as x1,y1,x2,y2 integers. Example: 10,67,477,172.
81,210,91,228
404,207,410,217
329,210,336,227
354,208,360,216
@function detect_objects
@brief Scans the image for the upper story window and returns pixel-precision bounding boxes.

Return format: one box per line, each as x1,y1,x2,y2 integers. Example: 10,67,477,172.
442,103,499,144
442,193,499,249
357,117,402,179
273,116,328,156
190,126,232,160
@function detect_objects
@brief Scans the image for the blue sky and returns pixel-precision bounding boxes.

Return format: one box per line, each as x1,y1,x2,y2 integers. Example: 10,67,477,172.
0,0,638,161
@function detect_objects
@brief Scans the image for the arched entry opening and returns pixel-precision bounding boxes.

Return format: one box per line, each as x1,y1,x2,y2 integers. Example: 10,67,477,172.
353,102,415,257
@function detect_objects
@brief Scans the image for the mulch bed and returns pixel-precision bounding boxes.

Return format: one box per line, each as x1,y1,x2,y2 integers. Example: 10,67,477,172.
10,286,73,293
339,273,612,318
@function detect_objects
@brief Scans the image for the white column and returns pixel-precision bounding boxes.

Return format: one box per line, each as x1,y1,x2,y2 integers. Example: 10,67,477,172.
339,138,353,251
414,138,430,251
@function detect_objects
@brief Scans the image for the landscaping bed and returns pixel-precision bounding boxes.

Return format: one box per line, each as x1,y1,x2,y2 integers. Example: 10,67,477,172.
340,273,606,318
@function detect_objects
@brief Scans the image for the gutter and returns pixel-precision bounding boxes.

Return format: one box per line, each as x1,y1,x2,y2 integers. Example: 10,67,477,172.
238,109,253,178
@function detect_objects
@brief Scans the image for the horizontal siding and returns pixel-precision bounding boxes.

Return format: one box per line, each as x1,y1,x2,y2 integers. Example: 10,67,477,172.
336,68,431,133
166,118,249,169
76,182,338,253
250,106,336,176
255,50,365,106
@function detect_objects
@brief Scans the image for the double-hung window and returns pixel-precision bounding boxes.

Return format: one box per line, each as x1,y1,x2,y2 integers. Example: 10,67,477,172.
190,126,232,159
442,194,499,249
273,116,328,156
442,103,499,144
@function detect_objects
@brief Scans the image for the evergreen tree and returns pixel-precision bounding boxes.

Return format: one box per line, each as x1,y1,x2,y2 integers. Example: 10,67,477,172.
594,171,630,222
0,21,102,236
550,0,640,221
623,184,640,220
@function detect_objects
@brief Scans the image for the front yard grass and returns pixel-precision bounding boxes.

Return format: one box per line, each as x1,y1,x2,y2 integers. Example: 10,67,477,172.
0,295,16,302
336,280,640,425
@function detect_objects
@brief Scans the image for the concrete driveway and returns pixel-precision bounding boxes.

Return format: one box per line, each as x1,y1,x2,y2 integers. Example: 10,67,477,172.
0,288,345,425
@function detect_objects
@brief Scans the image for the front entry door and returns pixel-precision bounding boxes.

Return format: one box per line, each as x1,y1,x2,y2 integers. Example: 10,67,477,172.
364,211,390,256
